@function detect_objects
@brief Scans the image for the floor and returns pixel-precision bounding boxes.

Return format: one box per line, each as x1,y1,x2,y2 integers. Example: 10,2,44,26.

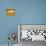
0,40,46,46
19,40,46,46
0,44,18,46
